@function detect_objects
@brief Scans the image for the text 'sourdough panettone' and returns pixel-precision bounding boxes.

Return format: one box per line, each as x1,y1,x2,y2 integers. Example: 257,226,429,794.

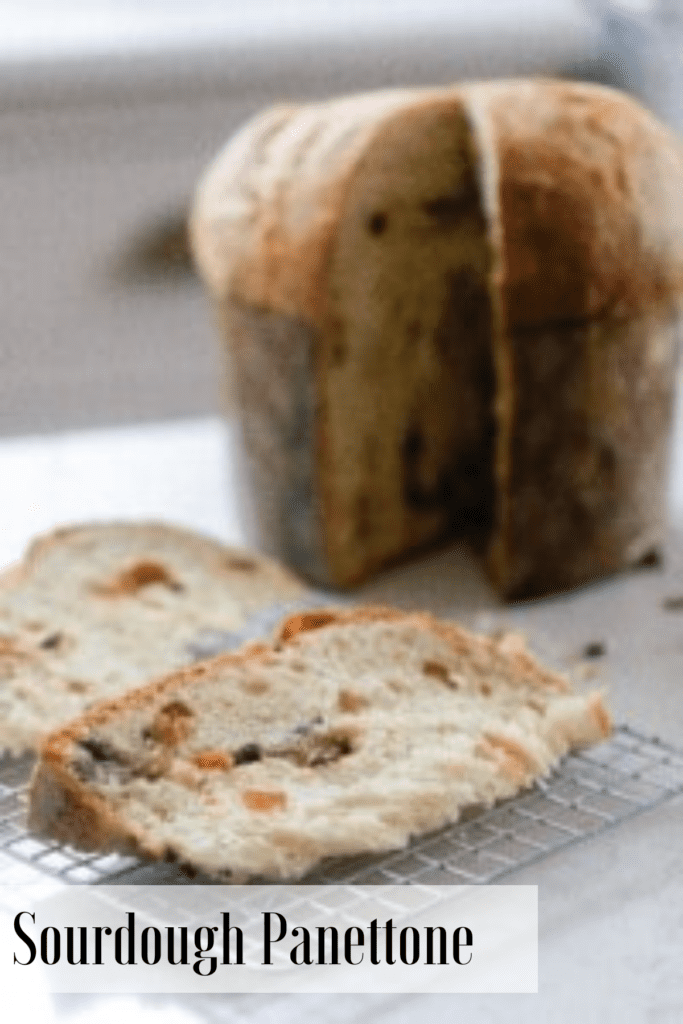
191,78,683,598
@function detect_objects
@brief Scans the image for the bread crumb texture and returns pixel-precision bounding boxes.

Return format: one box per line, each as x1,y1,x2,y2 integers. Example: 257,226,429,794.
29,606,611,881
0,522,304,755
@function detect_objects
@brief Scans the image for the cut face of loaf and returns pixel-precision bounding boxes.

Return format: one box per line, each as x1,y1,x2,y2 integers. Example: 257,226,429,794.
29,606,611,882
0,522,305,755
192,79,683,597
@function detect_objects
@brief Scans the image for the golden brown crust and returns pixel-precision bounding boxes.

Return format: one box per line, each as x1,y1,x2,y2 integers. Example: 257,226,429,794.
191,91,419,325
486,80,683,328
30,758,157,857
194,79,683,332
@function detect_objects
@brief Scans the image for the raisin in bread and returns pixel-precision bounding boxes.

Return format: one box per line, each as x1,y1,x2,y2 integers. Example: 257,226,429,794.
0,522,305,755
191,78,683,598
29,606,611,881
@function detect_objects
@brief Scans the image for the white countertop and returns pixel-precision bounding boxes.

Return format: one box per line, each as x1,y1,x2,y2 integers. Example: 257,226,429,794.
2,413,683,1022
0,1,603,440
0,417,242,570
3,410,683,739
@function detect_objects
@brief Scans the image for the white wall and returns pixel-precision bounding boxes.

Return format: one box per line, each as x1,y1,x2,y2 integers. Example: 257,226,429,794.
0,2,600,435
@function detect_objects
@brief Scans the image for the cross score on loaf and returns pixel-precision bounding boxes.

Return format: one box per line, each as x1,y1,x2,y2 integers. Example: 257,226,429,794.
191,78,683,598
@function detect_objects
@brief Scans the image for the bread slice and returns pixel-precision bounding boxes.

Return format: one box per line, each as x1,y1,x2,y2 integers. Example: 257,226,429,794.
29,606,611,881
0,522,306,755
192,78,683,597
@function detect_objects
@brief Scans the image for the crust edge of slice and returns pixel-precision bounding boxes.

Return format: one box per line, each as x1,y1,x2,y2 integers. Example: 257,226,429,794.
27,606,612,879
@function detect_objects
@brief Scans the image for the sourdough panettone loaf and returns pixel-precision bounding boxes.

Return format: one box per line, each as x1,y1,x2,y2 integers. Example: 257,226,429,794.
0,522,305,755
29,606,611,880
191,78,683,598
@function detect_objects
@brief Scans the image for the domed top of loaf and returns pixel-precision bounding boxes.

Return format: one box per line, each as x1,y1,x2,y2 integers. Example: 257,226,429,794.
191,78,683,330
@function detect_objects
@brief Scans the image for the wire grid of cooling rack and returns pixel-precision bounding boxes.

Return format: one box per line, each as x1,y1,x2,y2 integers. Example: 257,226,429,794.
1,724,682,889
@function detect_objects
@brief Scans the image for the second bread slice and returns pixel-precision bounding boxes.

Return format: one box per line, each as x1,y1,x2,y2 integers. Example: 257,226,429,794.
0,521,305,755
30,606,611,881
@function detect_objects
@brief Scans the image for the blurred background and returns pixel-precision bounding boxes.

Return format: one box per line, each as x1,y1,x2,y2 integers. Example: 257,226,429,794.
1,0,679,438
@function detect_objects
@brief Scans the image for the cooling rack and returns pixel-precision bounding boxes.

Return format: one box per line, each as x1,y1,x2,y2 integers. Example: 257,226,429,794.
0,724,682,888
